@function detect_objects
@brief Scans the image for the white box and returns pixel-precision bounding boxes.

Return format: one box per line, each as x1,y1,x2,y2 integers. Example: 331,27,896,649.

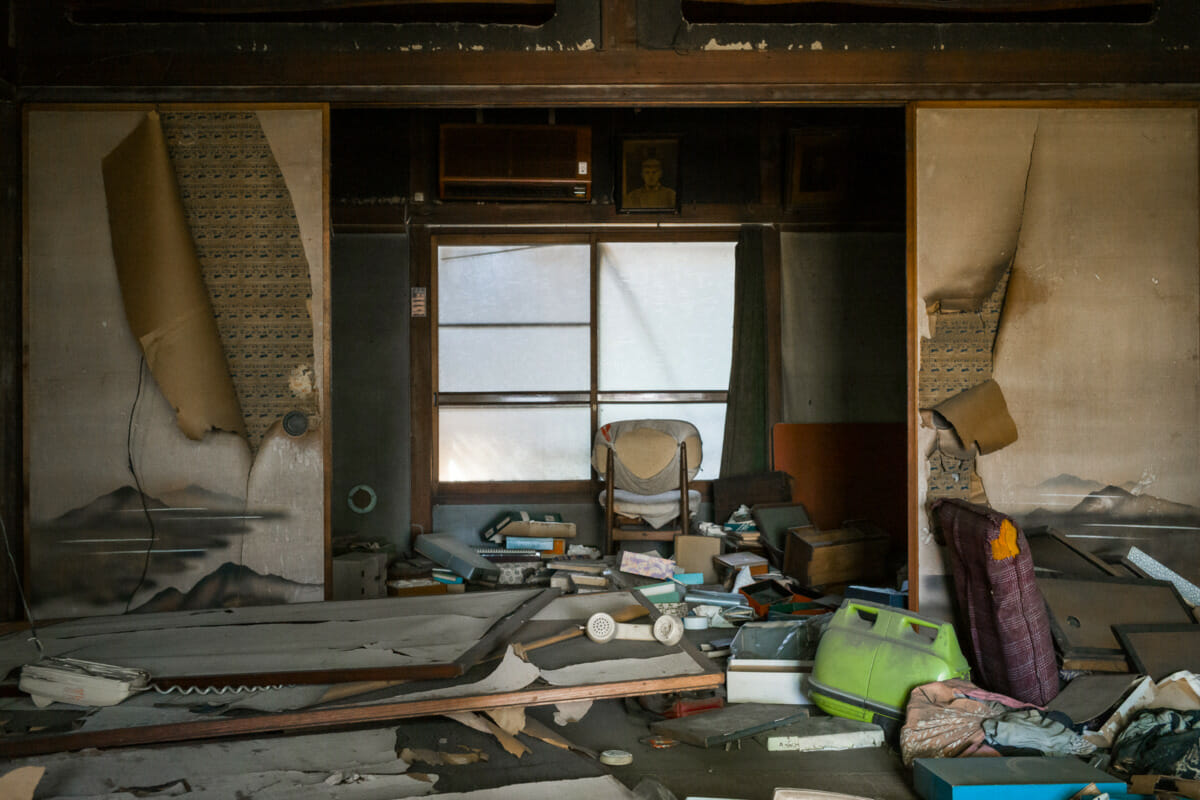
725,658,814,705
332,551,389,600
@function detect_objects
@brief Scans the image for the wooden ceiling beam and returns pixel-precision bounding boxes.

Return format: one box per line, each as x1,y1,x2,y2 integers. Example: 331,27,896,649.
15,49,1200,103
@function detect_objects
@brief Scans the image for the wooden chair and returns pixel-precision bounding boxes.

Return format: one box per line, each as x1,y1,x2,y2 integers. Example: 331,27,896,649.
592,419,702,555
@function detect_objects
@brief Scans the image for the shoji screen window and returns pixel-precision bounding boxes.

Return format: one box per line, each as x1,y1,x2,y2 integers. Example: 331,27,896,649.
596,241,735,480
437,240,592,481
435,234,736,486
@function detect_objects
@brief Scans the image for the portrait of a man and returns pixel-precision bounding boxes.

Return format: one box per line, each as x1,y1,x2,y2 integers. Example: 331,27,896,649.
619,138,680,212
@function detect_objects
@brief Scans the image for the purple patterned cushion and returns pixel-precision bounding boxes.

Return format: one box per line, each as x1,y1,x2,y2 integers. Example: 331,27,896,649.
932,498,1059,706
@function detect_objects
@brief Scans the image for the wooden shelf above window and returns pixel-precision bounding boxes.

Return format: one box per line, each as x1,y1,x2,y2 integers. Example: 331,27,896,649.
332,201,903,231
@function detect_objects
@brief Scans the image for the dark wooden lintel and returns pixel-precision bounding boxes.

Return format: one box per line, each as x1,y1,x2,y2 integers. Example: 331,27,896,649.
334,201,903,230
14,49,1200,103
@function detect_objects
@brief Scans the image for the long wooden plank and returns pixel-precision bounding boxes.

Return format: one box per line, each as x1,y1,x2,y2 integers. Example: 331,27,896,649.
0,669,725,758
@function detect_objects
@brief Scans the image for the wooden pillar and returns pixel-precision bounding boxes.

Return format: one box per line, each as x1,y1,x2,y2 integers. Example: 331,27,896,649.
0,97,22,622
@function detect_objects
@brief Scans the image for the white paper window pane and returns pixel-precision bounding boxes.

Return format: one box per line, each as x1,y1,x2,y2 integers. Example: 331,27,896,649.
439,406,592,481
598,241,736,392
439,327,590,392
439,244,590,325
598,403,727,481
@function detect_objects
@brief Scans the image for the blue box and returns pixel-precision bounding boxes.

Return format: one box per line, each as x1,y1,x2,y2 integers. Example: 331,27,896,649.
844,584,908,607
913,757,1127,800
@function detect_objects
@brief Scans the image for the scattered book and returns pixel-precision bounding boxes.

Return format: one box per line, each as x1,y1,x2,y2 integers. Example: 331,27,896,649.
431,568,464,585
505,537,566,556
546,559,607,574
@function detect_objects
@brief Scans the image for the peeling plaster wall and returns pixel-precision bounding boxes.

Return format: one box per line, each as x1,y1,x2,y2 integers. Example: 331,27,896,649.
914,107,1200,615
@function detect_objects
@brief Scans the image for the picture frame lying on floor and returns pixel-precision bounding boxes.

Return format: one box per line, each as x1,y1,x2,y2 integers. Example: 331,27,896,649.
1114,623,1200,681
1036,575,1195,671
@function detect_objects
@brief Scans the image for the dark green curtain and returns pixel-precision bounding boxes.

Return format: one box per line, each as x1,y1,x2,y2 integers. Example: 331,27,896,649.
719,226,769,478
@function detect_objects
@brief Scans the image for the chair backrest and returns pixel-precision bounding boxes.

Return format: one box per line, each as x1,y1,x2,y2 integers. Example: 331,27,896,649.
592,419,702,495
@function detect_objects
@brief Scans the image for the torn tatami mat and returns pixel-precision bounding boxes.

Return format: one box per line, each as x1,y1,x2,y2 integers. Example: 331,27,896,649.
0,590,723,757
1,721,641,799
0,589,548,684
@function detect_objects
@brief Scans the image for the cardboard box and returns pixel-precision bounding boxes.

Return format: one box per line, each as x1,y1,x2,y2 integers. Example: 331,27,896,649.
726,658,814,705
332,551,388,600
481,510,576,542
783,521,888,588
387,578,448,597
674,534,722,582
713,551,769,581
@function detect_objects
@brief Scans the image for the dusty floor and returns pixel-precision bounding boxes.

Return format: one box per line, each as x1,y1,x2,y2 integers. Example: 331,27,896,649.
404,698,920,800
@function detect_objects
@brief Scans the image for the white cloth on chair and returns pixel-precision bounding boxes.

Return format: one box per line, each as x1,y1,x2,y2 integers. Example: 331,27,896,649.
597,489,703,529
591,419,702,496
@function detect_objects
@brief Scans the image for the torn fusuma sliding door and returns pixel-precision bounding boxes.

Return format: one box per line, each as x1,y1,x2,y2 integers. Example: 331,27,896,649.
102,110,246,441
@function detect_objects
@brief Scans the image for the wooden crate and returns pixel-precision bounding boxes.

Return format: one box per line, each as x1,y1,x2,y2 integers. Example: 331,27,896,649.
783,522,889,589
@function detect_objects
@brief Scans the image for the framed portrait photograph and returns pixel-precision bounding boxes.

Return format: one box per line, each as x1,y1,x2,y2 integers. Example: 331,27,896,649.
618,137,680,213
785,128,850,210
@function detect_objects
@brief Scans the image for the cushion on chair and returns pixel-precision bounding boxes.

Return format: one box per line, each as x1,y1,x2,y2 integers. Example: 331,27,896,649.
931,497,1059,706
598,489,703,529
592,419,702,495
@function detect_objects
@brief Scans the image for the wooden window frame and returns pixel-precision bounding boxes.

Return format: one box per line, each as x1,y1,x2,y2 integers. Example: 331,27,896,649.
425,228,738,507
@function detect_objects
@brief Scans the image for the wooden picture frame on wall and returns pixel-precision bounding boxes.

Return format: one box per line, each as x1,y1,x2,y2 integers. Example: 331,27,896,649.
785,128,849,210
618,136,680,213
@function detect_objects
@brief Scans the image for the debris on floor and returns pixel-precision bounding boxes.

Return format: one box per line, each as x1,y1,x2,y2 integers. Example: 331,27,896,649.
11,484,1200,800
756,717,885,752
650,702,812,749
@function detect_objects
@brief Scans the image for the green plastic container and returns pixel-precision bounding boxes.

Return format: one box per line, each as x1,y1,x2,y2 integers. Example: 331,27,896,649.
808,599,970,732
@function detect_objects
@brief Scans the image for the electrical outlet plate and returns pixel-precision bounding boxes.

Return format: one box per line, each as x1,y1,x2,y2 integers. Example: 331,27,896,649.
19,657,151,708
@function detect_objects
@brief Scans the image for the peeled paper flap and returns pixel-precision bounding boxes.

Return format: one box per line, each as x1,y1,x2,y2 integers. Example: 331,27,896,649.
933,379,1017,455
102,111,246,440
